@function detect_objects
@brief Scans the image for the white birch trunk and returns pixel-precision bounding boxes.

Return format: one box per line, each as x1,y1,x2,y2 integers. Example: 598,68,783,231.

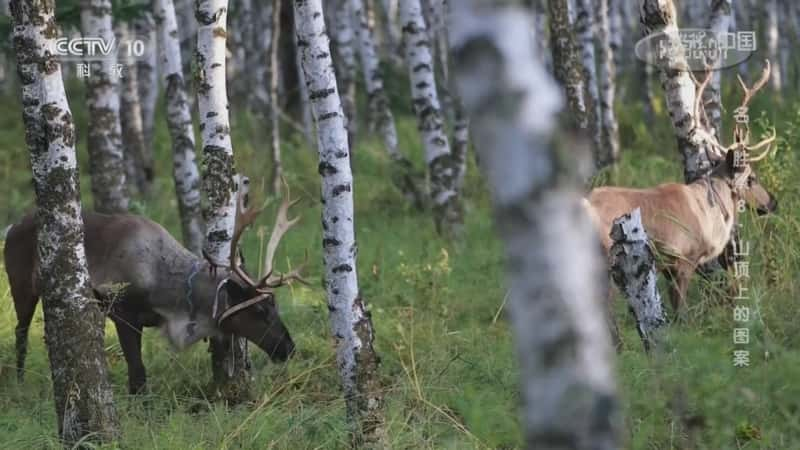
573,0,602,164
81,0,129,214
295,30,315,146
609,208,666,352
11,0,119,443
705,0,733,139
766,0,782,91
400,0,462,235
608,0,623,71
294,0,383,443
596,0,620,166
155,0,205,255
135,12,158,183
270,0,283,195
195,0,250,398
450,4,620,447
351,0,424,208
548,0,589,131
332,0,359,148
641,0,714,182
117,22,149,196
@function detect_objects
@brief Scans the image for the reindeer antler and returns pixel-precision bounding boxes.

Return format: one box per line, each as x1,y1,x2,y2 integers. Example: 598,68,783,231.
736,59,771,111
689,66,727,159
746,128,778,163
259,180,309,288
227,186,264,287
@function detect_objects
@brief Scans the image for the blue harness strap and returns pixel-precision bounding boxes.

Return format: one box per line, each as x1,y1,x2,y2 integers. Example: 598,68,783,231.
186,260,201,321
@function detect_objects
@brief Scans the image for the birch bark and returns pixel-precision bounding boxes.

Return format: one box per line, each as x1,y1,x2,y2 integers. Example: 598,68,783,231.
117,22,149,196
135,12,158,184
351,0,424,208
332,0,358,148
10,0,119,443
548,0,589,131
573,0,602,160
766,0,782,91
705,0,733,139
400,0,461,234
596,0,620,166
609,208,666,352
155,0,204,255
196,0,251,400
641,0,714,182
450,3,620,448
294,0,383,444
81,0,129,213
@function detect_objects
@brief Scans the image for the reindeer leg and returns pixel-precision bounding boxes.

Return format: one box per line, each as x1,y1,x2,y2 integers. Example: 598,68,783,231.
666,263,694,323
112,309,147,395
12,292,38,383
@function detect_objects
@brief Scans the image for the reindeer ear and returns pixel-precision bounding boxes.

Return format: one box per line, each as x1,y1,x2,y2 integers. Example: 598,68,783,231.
224,279,249,304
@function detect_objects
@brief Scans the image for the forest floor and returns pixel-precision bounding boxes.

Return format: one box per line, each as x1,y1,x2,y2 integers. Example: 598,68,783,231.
1,80,799,449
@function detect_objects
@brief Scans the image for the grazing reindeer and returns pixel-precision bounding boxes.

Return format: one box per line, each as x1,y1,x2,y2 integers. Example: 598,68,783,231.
4,189,306,394
586,61,778,316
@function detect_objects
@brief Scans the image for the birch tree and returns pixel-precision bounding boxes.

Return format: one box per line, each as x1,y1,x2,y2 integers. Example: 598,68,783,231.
573,0,602,158
10,0,119,443
332,0,358,148
81,0,129,213
294,0,383,443
766,0,781,91
423,0,470,190
117,22,149,196
641,0,714,182
705,0,733,139
155,0,204,255
135,12,158,184
400,0,462,235
596,0,619,165
449,3,620,447
269,1,282,195
548,0,589,131
351,0,423,208
196,0,250,399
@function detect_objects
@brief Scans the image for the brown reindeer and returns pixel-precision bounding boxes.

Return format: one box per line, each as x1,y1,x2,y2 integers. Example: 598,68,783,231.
4,186,306,394
585,61,778,316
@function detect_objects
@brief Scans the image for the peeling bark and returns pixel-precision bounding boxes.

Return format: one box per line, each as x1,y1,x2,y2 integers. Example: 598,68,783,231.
351,0,424,208
400,0,462,234
294,0,383,444
81,0,129,213
609,208,666,352
155,0,204,255
195,0,251,400
10,0,119,444
450,3,620,448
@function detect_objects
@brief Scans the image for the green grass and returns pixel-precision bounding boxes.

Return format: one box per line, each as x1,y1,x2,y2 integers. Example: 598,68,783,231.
1,77,800,449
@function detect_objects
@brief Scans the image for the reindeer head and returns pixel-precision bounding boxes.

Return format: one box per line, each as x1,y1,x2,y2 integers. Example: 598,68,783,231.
694,60,778,216
206,182,307,362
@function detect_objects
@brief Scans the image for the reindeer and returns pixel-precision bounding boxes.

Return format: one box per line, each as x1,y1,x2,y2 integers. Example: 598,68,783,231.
585,61,778,316
3,186,305,394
